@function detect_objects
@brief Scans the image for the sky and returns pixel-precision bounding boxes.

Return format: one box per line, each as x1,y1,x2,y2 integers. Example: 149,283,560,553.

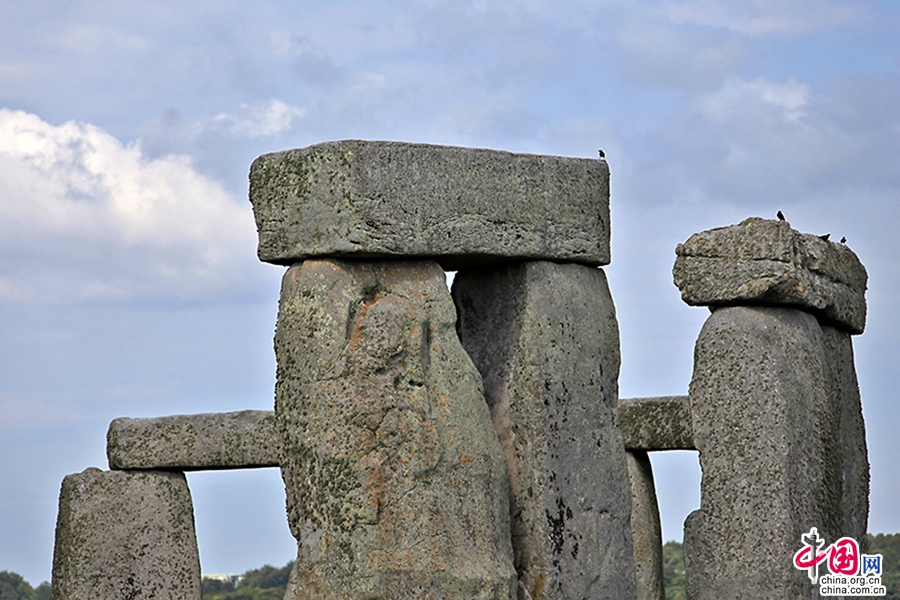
1,0,899,586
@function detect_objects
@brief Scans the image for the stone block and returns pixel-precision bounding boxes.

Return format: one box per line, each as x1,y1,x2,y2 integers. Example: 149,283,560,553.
618,396,694,450
51,468,201,600
274,259,515,599
453,261,637,600
249,140,610,269
626,451,665,600
821,326,870,549
673,217,867,333
107,410,280,471
683,306,844,599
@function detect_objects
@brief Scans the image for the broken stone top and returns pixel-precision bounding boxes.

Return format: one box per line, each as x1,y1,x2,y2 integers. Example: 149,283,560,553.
249,140,610,270
673,217,867,334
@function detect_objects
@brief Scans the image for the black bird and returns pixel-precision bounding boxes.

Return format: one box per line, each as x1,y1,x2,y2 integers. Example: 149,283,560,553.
777,210,785,221
841,237,847,244
819,233,831,241
598,149,606,159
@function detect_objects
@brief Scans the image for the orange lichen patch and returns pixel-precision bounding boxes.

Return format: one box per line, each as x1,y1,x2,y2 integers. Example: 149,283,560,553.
459,455,474,464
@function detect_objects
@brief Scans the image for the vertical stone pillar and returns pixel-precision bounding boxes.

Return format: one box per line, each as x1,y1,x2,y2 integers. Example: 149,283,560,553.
453,261,637,600
626,451,665,600
275,259,516,600
673,218,870,599
51,468,201,600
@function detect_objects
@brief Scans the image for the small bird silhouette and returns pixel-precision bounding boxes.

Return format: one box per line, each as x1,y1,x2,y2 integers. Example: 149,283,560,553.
819,233,831,241
598,149,606,159
840,237,847,244
777,211,785,221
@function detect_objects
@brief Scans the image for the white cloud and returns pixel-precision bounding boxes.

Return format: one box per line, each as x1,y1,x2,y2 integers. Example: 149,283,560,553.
0,109,260,303
701,77,810,123
661,0,862,36
212,99,306,137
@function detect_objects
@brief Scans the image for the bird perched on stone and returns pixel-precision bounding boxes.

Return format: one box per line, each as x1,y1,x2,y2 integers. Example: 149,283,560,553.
777,210,785,221
841,237,847,244
819,233,830,241
598,149,605,159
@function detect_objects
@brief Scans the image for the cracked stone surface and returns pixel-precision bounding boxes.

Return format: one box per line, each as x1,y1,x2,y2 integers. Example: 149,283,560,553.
249,140,610,269
275,258,515,600
673,217,867,333
453,261,636,600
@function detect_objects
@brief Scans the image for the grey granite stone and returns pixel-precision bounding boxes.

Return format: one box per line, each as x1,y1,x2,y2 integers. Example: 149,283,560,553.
821,325,870,551
618,396,694,450
249,140,610,269
626,451,665,600
51,468,201,600
684,306,844,599
453,261,637,600
673,217,867,333
275,259,515,600
107,410,280,471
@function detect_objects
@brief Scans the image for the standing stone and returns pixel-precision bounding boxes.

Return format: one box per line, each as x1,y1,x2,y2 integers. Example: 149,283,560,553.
821,325,870,551
453,261,637,600
51,468,201,600
683,307,843,599
626,451,665,600
275,258,516,600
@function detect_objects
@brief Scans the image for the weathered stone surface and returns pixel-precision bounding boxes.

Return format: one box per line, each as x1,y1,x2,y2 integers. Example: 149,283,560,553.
275,259,515,600
821,325,870,550
673,217,867,333
249,140,610,269
626,451,665,600
453,261,637,600
684,306,844,599
51,468,201,600
107,410,280,471
618,396,694,450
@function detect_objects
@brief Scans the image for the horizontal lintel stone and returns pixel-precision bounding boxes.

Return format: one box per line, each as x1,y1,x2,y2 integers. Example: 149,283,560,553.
618,396,694,451
107,410,280,471
249,140,610,269
673,217,867,334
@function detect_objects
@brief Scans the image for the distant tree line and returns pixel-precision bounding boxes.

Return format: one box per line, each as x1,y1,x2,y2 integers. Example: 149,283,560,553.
0,572,50,600
202,561,293,600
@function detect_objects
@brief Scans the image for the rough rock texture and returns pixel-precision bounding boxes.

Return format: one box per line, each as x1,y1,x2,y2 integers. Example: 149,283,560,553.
249,140,610,269
51,468,201,600
452,261,637,600
673,217,867,333
684,307,844,599
821,325,870,551
618,396,694,450
107,410,280,471
275,259,516,600
626,451,665,600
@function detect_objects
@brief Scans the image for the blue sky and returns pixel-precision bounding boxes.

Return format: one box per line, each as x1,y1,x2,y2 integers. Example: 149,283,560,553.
1,0,899,586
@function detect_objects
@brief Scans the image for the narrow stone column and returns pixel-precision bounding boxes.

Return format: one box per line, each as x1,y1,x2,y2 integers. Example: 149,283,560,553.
51,468,201,600
674,218,870,599
626,451,665,600
275,258,516,600
453,261,637,600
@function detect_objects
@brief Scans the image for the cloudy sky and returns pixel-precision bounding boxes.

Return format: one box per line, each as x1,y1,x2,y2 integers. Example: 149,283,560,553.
2,0,899,586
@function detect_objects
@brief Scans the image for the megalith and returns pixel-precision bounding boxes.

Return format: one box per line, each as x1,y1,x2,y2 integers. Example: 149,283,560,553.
274,258,516,600
453,261,637,600
51,468,201,600
674,218,869,599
